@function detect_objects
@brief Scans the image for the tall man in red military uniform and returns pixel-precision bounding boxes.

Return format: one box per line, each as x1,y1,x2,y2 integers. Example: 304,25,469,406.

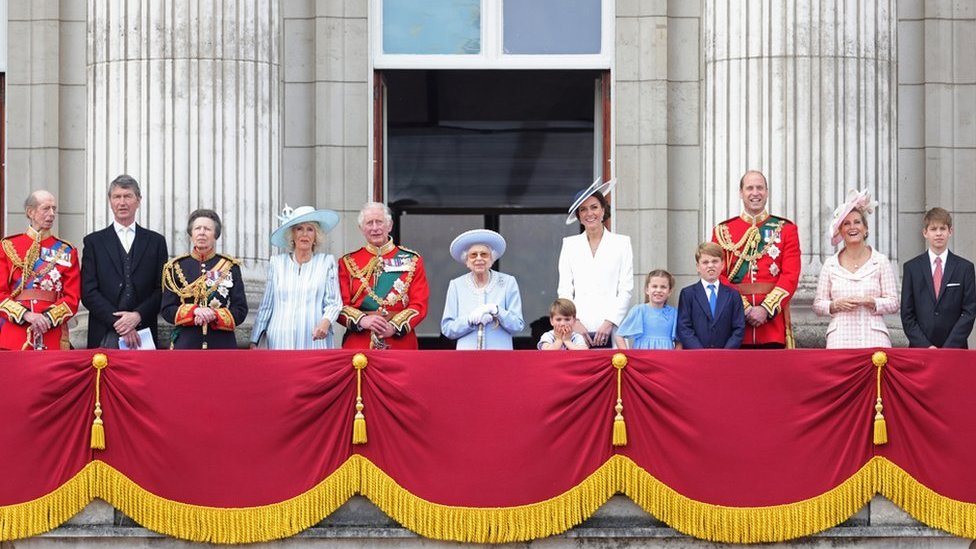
338,202,429,349
0,190,81,350
712,171,801,348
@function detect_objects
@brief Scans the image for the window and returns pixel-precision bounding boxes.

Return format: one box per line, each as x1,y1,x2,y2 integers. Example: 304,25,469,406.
384,70,600,210
373,0,613,69
383,0,481,55
379,70,609,348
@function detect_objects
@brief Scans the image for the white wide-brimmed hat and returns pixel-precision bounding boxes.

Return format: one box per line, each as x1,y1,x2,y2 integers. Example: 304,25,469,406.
565,177,617,225
449,229,507,264
270,205,340,249
828,189,877,246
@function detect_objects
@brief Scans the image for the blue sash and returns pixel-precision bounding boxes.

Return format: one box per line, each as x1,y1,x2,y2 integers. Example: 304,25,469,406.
12,240,66,291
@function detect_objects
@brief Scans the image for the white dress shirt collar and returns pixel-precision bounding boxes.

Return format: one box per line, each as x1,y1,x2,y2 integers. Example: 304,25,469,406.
700,279,719,293
928,248,949,273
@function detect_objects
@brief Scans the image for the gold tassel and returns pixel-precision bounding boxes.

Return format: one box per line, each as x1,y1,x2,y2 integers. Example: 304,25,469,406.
352,353,368,445
611,353,628,447
871,351,888,446
90,353,109,450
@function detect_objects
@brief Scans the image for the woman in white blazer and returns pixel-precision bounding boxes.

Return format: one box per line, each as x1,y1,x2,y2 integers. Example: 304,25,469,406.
557,178,634,348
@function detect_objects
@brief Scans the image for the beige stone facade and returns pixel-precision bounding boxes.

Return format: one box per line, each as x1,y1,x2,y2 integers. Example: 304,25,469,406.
4,0,975,347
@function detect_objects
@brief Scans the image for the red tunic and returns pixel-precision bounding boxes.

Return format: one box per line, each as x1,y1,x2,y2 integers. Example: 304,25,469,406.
712,212,801,347
0,228,81,350
338,239,429,349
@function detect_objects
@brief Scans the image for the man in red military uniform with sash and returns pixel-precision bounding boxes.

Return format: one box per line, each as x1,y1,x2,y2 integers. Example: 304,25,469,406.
338,202,429,349
712,171,801,348
0,190,81,350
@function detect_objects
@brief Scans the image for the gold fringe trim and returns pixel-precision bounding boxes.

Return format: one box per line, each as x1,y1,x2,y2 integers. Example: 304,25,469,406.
0,463,94,541
90,460,357,544
7,456,976,543
619,455,880,543
356,454,618,543
877,457,976,539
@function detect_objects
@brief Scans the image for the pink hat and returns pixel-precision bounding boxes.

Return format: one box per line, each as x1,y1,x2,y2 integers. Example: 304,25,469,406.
828,189,877,246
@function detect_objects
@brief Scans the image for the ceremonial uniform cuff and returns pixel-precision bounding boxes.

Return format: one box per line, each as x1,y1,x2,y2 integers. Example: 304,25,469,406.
741,295,751,311
389,309,419,335
174,304,197,326
761,287,790,317
342,306,366,330
212,308,236,331
0,298,28,323
44,303,74,326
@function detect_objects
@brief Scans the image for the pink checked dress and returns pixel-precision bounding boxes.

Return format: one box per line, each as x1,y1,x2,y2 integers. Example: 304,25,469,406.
813,248,900,348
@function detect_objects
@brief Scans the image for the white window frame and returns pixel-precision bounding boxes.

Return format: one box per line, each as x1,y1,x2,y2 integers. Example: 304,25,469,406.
371,0,613,70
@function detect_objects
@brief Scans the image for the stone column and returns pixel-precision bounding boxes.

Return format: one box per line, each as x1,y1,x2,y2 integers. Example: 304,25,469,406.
702,0,897,268
87,0,280,265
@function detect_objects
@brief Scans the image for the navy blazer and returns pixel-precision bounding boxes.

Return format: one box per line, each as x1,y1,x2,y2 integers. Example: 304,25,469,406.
901,250,976,348
81,224,169,349
676,281,745,349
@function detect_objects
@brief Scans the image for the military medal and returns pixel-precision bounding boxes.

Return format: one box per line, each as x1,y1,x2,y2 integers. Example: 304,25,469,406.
769,263,780,276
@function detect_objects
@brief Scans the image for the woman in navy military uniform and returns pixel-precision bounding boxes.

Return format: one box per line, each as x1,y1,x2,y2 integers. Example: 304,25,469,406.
161,209,247,349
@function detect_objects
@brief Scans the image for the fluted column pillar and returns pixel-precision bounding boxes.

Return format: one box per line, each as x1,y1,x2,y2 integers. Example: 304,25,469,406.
87,0,280,265
703,0,897,267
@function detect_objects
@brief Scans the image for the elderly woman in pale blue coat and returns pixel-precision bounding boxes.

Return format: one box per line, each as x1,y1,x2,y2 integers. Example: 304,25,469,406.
441,229,524,349
250,206,343,350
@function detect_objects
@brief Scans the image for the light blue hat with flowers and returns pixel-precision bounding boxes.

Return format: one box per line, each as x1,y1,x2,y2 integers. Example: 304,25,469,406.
270,205,340,249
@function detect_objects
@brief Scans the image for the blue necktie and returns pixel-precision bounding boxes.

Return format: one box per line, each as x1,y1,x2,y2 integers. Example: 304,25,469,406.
707,284,717,317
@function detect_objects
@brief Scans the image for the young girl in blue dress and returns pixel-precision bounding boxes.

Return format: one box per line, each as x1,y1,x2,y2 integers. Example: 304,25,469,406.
614,270,679,349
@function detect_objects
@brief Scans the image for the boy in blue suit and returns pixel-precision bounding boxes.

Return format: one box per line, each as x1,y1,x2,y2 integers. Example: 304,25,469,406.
677,242,745,349
901,208,976,348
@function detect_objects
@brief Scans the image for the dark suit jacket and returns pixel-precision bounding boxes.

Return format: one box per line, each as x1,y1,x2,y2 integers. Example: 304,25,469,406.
81,224,169,349
901,250,976,348
677,281,745,349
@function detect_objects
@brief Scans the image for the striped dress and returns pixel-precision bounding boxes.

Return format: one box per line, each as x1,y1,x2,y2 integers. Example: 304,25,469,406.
250,253,342,349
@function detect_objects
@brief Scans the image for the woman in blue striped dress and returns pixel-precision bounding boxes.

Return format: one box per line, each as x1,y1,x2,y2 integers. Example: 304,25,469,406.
250,206,342,350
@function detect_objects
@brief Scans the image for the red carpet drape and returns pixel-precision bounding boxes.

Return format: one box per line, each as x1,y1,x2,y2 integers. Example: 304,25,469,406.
1,349,974,543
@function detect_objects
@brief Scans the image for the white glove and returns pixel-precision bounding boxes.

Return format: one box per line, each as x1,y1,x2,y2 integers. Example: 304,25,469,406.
484,303,499,316
479,313,493,326
468,305,485,326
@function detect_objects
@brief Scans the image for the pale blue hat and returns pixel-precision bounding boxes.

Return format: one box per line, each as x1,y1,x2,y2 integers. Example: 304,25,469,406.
271,205,340,249
449,229,507,264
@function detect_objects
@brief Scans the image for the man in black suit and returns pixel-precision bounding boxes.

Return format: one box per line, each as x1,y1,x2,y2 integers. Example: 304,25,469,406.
901,207,976,348
82,175,169,348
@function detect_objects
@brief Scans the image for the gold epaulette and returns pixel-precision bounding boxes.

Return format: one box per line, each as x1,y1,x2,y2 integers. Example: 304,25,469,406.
53,236,75,249
396,245,421,257
2,238,23,267
767,214,795,226
216,253,242,266
166,253,191,265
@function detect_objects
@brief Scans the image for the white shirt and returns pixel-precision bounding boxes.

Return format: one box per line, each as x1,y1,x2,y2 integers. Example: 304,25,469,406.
113,221,136,253
700,279,719,294
928,249,949,275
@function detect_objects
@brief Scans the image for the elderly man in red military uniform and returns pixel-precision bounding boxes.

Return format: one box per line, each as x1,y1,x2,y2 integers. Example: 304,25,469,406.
712,171,801,348
0,190,81,350
338,202,429,349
